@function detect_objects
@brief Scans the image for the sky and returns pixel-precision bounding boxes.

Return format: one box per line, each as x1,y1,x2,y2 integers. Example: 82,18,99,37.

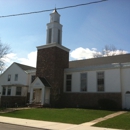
0,0,130,68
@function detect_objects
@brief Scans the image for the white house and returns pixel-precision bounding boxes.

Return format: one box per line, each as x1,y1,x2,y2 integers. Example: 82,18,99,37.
0,62,36,107
0,9,130,109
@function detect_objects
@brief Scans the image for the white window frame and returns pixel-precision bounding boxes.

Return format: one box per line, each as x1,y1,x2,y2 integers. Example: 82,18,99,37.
14,74,18,81
8,74,11,81
16,87,22,96
2,87,6,96
7,87,11,96
66,74,72,92
80,73,87,92
97,72,105,92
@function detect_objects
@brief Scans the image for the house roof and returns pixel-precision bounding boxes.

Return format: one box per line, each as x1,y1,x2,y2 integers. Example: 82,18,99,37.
69,54,130,68
39,77,51,88
15,62,36,71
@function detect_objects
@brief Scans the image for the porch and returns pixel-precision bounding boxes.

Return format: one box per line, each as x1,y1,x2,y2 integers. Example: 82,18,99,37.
29,77,51,106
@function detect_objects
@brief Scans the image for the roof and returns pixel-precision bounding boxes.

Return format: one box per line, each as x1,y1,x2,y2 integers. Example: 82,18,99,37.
15,62,36,71
39,77,51,87
69,54,130,68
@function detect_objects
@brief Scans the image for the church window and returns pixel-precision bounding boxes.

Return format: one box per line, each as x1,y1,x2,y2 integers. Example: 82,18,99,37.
48,28,52,43
97,72,104,91
81,73,87,91
66,74,72,92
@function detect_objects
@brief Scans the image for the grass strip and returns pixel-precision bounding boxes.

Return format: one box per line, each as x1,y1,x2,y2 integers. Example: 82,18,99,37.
94,111,130,129
0,108,114,124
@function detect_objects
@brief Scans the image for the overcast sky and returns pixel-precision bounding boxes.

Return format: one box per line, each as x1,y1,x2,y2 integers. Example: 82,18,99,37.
0,0,130,68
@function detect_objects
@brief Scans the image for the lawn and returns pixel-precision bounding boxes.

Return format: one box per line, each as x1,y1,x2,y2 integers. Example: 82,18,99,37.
94,111,130,130
0,108,114,124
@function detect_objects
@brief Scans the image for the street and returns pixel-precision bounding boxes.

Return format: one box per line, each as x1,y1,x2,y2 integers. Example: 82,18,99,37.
0,122,47,130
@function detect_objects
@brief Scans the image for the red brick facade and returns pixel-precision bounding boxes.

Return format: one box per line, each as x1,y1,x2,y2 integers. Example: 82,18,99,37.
61,93,122,109
36,46,69,106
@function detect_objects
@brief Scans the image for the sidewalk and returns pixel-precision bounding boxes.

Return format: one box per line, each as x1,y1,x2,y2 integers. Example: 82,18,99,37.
0,111,126,130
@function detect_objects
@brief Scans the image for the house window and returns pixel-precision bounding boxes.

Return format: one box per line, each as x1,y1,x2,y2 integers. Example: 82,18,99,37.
66,74,72,92
31,75,36,83
8,74,11,81
7,87,11,96
2,87,6,95
81,73,87,91
58,29,60,44
97,72,104,91
16,87,22,96
48,28,52,43
15,74,18,81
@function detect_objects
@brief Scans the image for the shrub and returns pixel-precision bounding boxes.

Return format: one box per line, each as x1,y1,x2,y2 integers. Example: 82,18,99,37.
98,98,117,110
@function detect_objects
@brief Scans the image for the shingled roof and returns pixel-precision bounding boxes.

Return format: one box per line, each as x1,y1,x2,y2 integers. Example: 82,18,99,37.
39,77,51,87
69,54,130,68
15,62,36,71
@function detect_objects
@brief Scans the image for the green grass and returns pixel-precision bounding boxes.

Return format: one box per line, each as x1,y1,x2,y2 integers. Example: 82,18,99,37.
0,108,114,124
94,111,130,130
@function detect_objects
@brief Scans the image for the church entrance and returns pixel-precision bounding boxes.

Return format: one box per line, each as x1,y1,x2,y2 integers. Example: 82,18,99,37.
30,77,51,106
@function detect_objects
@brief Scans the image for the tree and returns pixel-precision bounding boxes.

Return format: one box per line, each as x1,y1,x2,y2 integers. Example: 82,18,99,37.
102,45,125,56
93,45,127,58
0,40,10,74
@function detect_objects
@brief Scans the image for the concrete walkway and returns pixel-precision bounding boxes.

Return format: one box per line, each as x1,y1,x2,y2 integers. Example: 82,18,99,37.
0,111,126,130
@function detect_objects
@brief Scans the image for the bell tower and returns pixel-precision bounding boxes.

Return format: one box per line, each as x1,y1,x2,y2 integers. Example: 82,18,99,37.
36,9,69,107
46,8,62,45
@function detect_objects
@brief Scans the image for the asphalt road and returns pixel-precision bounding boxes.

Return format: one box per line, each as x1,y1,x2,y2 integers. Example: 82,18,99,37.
0,122,47,130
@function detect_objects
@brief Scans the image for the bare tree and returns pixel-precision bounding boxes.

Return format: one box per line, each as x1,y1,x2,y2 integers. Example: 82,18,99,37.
102,45,123,56
0,40,10,74
94,45,126,58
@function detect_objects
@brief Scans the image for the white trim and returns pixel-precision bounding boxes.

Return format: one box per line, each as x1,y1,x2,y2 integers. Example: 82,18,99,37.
37,43,70,52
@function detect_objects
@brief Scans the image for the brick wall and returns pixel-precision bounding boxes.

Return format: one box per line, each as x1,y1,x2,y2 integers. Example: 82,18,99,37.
61,92,122,109
36,46,69,106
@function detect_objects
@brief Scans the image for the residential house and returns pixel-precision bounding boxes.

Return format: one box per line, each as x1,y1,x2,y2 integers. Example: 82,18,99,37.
0,62,36,107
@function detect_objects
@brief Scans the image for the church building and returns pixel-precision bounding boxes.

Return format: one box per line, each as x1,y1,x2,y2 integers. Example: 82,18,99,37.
0,9,130,109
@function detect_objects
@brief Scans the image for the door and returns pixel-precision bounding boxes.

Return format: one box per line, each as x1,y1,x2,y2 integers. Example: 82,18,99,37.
34,89,42,103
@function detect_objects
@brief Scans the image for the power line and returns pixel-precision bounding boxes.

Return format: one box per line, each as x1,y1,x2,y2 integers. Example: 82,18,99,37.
0,0,107,18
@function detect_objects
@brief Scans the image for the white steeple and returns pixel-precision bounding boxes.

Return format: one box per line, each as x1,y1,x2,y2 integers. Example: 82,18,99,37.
46,8,62,45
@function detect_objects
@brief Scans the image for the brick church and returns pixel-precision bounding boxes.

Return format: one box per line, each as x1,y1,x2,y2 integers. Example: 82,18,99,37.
0,9,130,109
29,8,130,109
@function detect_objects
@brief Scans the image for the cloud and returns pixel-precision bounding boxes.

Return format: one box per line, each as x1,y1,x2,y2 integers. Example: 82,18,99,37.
70,47,128,60
2,51,37,71
2,53,17,63
70,47,102,60
18,51,37,67
2,48,128,70
103,49,128,57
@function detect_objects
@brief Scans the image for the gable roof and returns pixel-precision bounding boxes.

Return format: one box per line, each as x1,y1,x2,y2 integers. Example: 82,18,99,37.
15,62,36,71
39,77,51,87
69,54,130,68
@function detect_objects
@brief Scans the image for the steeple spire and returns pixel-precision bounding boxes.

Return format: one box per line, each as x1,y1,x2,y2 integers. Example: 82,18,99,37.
46,9,62,45
53,8,58,13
